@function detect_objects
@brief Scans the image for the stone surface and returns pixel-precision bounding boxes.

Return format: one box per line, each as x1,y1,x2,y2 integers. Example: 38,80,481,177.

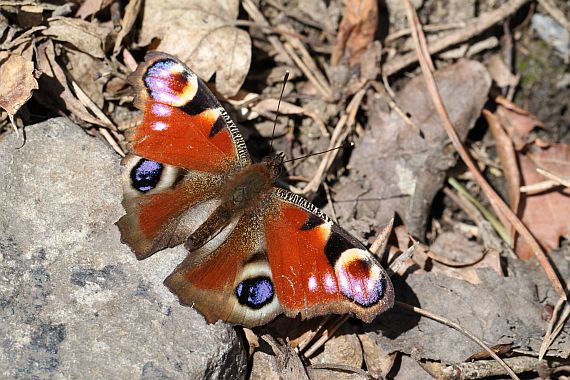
0,118,247,379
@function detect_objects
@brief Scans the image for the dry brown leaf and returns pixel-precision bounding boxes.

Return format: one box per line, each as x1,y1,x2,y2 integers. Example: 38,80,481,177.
75,0,114,19
35,40,106,127
42,17,110,58
334,60,492,238
331,0,378,66
358,333,396,378
422,232,503,284
138,0,251,96
112,0,142,55
496,96,543,148
0,54,38,115
515,143,570,259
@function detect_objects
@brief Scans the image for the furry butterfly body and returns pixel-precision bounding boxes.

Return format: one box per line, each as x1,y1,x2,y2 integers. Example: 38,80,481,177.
117,52,394,327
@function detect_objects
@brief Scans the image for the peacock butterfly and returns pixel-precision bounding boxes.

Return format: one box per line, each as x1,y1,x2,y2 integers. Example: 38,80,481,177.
117,52,394,327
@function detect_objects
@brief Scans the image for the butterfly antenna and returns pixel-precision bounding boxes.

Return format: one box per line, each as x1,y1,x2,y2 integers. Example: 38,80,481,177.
269,71,290,153
283,142,355,164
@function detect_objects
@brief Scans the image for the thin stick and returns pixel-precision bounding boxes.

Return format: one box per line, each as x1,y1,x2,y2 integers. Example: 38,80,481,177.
396,301,521,380
302,87,366,195
308,363,373,379
402,0,566,300
303,315,349,358
241,0,294,66
283,41,332,101
536,167,570,188
384,0,532,76
369,217,394,259
296,315,332,352
447,178,510,242
539,297,570,359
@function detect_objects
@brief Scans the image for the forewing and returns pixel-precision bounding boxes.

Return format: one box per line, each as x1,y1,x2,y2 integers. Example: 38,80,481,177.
126,51,250,173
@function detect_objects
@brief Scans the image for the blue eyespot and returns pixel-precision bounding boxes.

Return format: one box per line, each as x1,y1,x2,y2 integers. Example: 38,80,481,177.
131,159,163,193
236,277,274,309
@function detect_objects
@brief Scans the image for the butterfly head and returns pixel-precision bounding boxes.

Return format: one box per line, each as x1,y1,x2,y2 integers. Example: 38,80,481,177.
262,152,286,179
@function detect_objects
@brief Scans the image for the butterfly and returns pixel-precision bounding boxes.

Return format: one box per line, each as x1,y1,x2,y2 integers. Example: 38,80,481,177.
117,52,394,328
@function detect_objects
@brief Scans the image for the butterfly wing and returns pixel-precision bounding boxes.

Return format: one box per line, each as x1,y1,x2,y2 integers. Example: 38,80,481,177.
163,187,394,327
119,52,393,326
263,188,394,323
125,51,250,172
118,53,250,258
164,210,284,327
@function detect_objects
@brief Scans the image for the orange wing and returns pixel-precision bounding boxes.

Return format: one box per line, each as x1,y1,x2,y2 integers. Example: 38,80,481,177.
263,189,394,323
118,53,250,258
126,52,250,172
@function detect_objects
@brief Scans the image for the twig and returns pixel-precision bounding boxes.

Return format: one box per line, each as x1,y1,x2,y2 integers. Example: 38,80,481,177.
384,0,532,76
519,179,559,193
323,183,338,223
296,316,332,352
536,167,570,188
308,363,374,379
425,356,568,379
396,301,521,380
242,0,294,66
443,186,513,258
369,217,394,260
539,297,570,360
447,178,510,243
402,0,566,300
70,80,125,156
302,87,366,195
385,22,467,44
387,240,418,275
302,315,349,358
112,0,141,56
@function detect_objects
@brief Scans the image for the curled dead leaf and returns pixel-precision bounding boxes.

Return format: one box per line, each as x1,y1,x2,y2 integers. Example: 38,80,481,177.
35,40,107,127
138,0,251,96
0,54,38,115
495,96,543,148
331,0,378,67
515,143,570,259
75,0,114,19
43,17,109,58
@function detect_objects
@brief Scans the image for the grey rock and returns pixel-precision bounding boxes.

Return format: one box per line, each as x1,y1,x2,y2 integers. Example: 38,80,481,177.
0,118,247,379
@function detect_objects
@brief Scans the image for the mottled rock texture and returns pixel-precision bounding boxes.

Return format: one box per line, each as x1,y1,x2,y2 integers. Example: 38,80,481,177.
0,118,246,379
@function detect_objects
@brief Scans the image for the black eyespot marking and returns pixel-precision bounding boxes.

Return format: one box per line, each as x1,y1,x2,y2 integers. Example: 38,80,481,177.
301,214,324,231
324,224,364,266
181,80,215,116
236,276,274,309
131,159,163,193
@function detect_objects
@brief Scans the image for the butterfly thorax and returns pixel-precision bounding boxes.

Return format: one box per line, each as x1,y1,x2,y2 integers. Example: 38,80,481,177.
185,162,275,252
